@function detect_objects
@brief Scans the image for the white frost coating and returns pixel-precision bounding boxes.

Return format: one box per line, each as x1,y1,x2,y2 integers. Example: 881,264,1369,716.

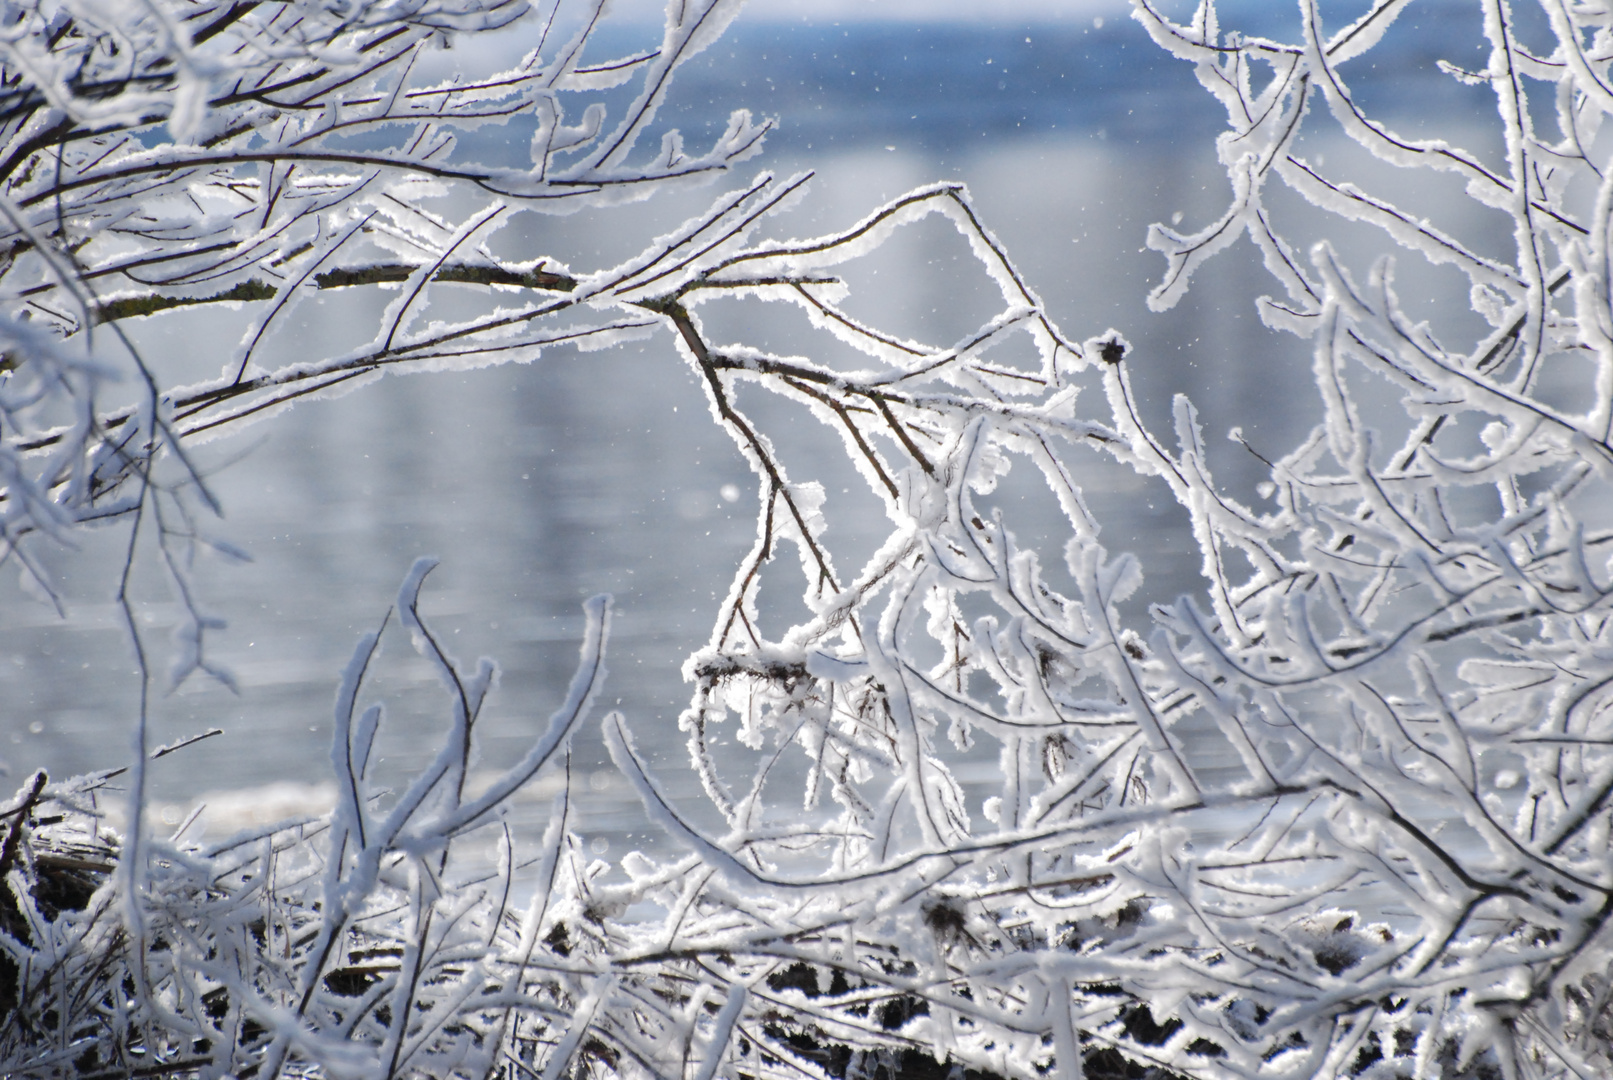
9,552,629,1078
1147,152,1262,312
0,0,780,671
1050,974,1084,1080
539,974,617,1080
1322,0,1414,65
10,1,1613,1077
694,984,747,1080
332,626,380,848
611,7,1613,1077
226,211,382,385
568,0,753,179
369,203,510,353
805,649,870,681
606,711,782,889
1276,154,1522,294
419,593,609,838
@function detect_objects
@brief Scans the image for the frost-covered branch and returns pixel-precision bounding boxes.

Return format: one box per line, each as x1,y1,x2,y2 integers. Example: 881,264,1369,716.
8,1,1613,1079
0,0,767,641
502,4,1613,1078
0,565,612,1079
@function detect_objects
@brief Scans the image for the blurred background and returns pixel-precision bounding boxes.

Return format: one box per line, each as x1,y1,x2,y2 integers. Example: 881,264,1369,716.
0,0,1505,863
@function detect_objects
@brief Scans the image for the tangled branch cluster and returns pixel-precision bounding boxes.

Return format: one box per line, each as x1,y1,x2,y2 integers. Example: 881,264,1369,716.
0,0,763,657
4,0,1613,1079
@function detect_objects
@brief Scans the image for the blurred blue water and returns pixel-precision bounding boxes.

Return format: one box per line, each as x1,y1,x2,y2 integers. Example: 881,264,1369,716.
448,7,1493,162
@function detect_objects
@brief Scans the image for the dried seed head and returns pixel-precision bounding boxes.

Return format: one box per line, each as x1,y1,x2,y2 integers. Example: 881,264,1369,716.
922,898,969,945
1091,329,1131,365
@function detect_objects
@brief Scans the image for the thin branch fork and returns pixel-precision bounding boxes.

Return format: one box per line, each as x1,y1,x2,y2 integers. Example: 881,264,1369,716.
644,296,842,596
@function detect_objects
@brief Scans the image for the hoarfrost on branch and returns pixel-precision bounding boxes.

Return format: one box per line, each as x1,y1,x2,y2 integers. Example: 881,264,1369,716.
1,1,1612,1079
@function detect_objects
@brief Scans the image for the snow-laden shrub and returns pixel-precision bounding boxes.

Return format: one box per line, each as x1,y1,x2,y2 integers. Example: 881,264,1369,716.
3,0,1613,1078
554,2,1613,1077
2,562,615,1078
